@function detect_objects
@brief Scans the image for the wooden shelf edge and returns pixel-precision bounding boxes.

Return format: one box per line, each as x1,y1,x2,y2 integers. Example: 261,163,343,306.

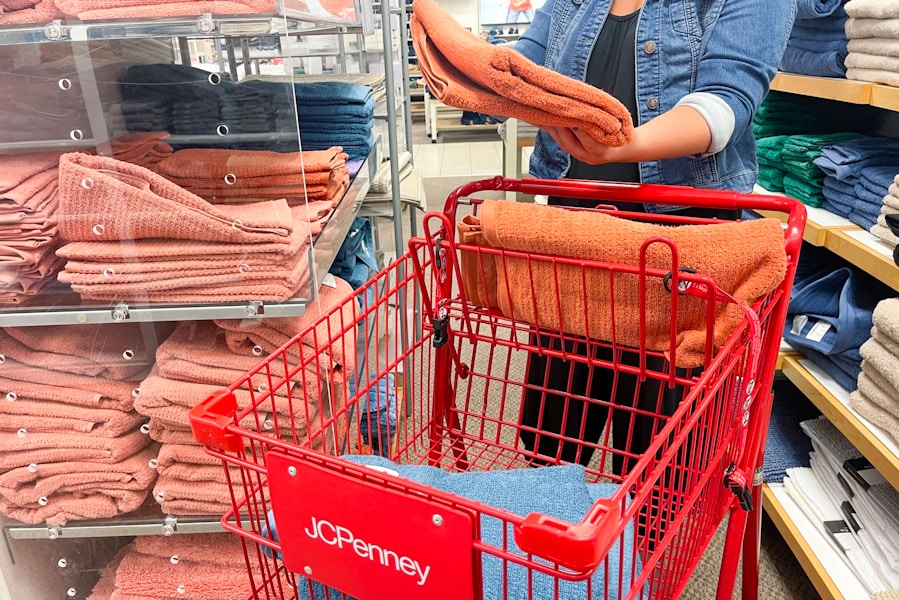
762,484,843,600
781,356,899,492
771,73,873,105
871,84,899,112
824,229,899,293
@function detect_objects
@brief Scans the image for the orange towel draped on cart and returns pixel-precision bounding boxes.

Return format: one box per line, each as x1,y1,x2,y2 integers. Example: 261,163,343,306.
458,201,788,367
410,0,633,146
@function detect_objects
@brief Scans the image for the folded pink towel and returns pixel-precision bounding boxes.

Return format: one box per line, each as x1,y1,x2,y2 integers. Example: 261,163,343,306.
0,322,173,380
156,443,241,485
153,473,233,517
87,545,130,600
0,444,157,507
134,532,248,567
0,426,150,470
148,418,196,445
0,398,143,437
58,205,314,264
0,358,142,410
57,0,274,20
0,168,58,213
0,153,60,199
0,483,151,526
0,0,59,23
102,132,173,169
58,153,293,243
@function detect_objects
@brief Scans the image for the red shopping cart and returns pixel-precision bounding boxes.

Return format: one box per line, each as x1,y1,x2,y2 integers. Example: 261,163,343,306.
190,177,805,600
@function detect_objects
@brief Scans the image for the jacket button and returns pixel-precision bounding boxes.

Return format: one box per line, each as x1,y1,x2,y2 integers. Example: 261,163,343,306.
643,40,657,54
647,97,659,110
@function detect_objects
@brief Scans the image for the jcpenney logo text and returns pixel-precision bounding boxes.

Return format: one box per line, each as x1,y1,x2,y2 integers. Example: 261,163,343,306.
304,517,432,585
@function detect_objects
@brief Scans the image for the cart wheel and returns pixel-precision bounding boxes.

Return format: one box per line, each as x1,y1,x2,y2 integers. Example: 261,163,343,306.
431,138,437,143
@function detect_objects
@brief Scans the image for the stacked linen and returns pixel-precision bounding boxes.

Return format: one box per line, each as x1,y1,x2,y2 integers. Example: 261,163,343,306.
54,0,274,21
780,132,860,206
0,0,58,24
845,0,899,87
92,534,287,600
55,152,321,303
221,85,275,134
781,0,850,78
813,137,899,223
872,178,899,249
153,147,350,207
0,323,168,525
783,266,880,391
756,136,790,192
0,152,65,306
851,298,899,443
101,131,174,171
786,416,899,595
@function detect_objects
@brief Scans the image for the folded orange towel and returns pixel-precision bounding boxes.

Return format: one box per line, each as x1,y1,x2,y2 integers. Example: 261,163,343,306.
67,278,313,304
0,358,143,410
156,443,241,485
0,398,144,437
0,0,59,22
134,532,248,567
156,147,347,180
460,201,787,367
410,0,632,146
0,426,150,470
59,0,274,20
185,170,350,206
101,131,174,169
148,418,196,445
58,153,293,243
1,322,173,380
0,446,157,525
153,473,234,517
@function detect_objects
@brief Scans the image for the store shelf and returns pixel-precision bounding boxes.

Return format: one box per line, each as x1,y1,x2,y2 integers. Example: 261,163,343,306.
752,185,859,246
825,228,899,293
781,355,899,492
871,84,899,112
0,154,371,327
770,72,873,105
3,503,224,540
762,483,866,600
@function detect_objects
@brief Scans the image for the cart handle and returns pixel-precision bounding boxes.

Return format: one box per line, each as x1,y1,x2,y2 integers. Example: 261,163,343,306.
189,390,244,452
514,499,621,573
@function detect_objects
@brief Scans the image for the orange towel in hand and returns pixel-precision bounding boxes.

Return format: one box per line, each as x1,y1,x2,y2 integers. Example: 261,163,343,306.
461,201,787,367
410,0,632,146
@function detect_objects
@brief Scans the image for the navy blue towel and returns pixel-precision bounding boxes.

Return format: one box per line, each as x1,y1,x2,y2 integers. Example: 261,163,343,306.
764,378,821,483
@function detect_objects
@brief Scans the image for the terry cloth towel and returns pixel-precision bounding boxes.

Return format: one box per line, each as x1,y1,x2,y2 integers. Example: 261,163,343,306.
0,397,143,437
814,136,899,183
156,444,241,485
0,0,59,24
846,18,899,39
859,367,899,420
763,378,821,483
458,201,787,368
55,0,274,20
849,38,899,57
0,322,172,380
152,471,233,516
850,388,899,443
101,131,174,169
87,546,129,600
800,416,863,463
845,0,899,19
847,52,899,74
410,0,632,146
154,146,347,182
847,67,899,87
874,593,899,600
134,533,248,567
0,426,150,470
872,217,899,248
58,153,293,243
860,336,899,394
266,455,638,600
0,358,141,411
0,446,158,525
873,297,899,344
147,418,196,445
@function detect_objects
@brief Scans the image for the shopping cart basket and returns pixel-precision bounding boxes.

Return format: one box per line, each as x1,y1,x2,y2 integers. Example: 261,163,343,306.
190,177,806,600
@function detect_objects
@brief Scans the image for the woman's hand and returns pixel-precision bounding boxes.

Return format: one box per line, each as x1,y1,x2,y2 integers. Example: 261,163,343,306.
541,105,715,164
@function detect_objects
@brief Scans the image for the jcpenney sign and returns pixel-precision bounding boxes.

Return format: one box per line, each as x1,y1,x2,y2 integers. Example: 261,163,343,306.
304,516,432,586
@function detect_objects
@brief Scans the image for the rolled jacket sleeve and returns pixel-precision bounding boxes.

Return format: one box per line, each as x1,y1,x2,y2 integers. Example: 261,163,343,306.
691,0,796,149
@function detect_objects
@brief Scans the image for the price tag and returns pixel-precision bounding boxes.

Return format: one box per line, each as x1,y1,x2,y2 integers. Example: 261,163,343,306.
322,273,338,288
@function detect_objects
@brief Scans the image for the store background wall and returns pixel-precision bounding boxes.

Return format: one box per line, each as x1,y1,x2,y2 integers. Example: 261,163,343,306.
438,0,479,31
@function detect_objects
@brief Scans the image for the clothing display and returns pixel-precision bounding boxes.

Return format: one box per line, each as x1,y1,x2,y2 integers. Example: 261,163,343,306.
459,200,787,368
410,0,632,147
845,0,899,86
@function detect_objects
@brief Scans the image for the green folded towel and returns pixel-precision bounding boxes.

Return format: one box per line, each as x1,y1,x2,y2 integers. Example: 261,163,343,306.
757,167,786,192
783,173,825,207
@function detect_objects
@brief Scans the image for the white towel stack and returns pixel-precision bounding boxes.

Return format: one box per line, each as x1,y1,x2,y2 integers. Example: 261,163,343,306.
845,0,899,86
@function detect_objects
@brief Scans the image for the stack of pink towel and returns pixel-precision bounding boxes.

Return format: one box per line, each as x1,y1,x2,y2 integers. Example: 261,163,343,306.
850,297,899,443
103,131,174,171
154,147,351,207
135,294,355,515
0,323,174,525
0,152,66,306
0,0,60,25
55,0,275,21
88,533,285,600
56,152,333,303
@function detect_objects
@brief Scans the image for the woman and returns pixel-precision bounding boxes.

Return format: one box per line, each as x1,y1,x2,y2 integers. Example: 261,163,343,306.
512,0,796,473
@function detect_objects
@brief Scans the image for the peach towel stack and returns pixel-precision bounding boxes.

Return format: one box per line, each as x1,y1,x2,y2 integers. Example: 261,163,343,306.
102,131,174,171
458,201,787,368
410,0,633,146
89,534,284,600
0,323,173,525
0,152,65,305
55,0,274,20
154,147,351,207
136,314,351,516
57,153,322,303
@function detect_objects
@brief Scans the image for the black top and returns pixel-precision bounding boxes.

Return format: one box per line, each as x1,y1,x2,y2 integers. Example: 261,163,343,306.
566,10,640,186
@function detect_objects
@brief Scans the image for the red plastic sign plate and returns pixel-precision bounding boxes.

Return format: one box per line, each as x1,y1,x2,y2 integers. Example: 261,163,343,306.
266,451,477,600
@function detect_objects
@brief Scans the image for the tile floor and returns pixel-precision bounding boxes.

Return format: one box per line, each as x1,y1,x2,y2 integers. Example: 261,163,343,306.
409,122,533,178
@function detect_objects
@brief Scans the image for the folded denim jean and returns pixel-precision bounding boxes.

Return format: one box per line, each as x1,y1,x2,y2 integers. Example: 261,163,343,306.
784,266,877,357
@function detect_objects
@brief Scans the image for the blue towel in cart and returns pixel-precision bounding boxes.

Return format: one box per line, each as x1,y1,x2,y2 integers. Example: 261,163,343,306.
265,456,641,599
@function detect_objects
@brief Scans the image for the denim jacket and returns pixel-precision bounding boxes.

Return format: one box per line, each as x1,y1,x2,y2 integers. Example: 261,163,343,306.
515,0,796,208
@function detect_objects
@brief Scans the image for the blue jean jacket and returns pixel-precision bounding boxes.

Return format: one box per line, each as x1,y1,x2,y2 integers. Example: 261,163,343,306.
514,0,796,206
